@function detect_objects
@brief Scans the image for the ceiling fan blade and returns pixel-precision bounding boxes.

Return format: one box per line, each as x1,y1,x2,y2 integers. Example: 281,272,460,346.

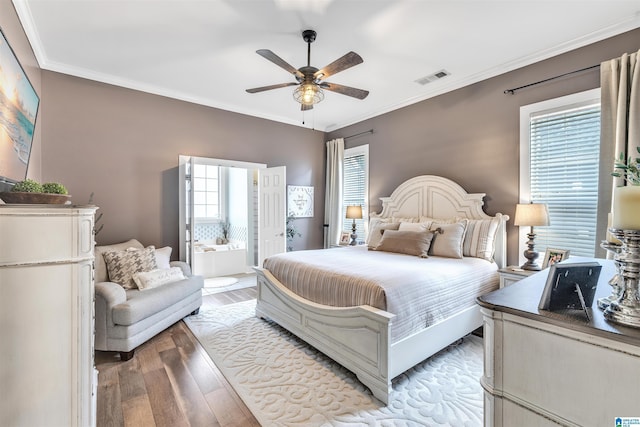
301,104,313,111
319,82,369,100
314,52,363,80
246,82,298,93
256,49,304,79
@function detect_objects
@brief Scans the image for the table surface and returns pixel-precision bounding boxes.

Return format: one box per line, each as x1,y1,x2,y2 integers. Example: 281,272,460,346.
478,257,640,346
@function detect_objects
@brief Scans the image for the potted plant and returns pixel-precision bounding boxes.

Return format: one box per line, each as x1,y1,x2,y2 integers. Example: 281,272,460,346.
0,179,71,204
286,216,301,251
611,148,640,230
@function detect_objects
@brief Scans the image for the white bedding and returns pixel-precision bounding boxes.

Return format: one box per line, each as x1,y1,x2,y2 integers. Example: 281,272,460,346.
263,246,499,341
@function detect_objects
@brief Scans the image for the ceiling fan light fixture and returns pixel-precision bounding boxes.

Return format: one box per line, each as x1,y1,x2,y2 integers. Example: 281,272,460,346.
293,83,324,106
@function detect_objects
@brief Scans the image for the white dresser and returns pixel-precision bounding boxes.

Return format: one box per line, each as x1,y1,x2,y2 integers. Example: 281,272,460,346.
478,259,640,426
0,205,98,427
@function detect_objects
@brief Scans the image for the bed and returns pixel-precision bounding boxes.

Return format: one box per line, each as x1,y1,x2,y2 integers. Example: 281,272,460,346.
254,175,509,404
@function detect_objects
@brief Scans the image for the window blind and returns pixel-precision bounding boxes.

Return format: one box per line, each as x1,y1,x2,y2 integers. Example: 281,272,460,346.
529,104,600,256
343,152,366,241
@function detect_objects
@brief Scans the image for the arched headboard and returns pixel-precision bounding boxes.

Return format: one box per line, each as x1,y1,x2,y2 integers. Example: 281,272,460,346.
371,175,509,267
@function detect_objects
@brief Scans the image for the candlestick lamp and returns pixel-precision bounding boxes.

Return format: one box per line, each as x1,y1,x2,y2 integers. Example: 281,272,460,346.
514,202,550,270
345,205,363,246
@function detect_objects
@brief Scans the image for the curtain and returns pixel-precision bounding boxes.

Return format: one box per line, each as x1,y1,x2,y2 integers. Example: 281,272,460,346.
324,138,344,248
597,49,640,255
601,49,640,189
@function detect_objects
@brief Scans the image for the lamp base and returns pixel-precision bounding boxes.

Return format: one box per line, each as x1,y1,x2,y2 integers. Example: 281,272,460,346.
520,259,541,271
350,221,358,246
521,231,541,270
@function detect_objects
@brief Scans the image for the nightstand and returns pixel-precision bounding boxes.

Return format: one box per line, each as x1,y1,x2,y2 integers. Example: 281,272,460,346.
498,267,537,288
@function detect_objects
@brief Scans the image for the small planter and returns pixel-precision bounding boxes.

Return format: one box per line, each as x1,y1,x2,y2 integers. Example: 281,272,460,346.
0,192,72,205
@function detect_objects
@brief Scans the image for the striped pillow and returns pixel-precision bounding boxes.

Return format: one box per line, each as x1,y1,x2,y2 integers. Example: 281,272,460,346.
463,215,501,261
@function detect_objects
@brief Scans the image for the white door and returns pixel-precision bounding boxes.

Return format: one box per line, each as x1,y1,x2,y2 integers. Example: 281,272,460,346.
258,166,286,266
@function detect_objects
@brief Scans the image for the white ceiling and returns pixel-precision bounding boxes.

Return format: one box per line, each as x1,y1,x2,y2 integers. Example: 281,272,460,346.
13,0,640,132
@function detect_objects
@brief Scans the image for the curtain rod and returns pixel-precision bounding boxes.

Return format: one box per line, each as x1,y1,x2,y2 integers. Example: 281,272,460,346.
504,64,600,95
344,129,374,140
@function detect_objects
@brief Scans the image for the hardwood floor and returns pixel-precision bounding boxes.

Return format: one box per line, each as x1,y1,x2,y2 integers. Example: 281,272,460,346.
95,286,260,427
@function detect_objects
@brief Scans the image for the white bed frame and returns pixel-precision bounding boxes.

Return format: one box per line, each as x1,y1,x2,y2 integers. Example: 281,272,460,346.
254,175,509,404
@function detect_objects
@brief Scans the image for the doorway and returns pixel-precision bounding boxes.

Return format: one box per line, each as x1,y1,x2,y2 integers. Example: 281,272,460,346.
178,155,286,278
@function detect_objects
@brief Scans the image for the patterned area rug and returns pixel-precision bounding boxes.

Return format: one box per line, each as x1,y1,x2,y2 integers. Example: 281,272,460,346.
184,300,483,426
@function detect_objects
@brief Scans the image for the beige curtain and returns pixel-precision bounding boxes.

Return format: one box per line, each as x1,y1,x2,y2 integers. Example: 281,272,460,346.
324,138,344,248
596,49,640,255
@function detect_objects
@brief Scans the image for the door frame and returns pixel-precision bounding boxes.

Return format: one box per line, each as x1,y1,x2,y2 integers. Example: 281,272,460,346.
178,155,266,267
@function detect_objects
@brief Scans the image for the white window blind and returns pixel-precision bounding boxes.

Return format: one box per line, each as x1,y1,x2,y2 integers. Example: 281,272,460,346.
528,102,600,256
342,145,369,243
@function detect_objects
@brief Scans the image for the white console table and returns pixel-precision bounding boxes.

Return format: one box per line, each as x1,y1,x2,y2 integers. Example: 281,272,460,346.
477,259,640,426
0,205,98,427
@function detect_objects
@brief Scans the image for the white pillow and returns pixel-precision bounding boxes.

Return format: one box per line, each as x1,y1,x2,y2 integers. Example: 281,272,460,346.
155,246,172,269
366,217,389,246
367,222,400,249
133,267,185,291
462,215,501,261
398,221,431,232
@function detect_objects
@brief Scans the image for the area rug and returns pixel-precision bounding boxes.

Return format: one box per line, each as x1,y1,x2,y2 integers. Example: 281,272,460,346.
184,300,483,426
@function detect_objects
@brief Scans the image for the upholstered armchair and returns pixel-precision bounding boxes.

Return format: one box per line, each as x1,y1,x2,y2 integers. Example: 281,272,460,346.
94,239,203,360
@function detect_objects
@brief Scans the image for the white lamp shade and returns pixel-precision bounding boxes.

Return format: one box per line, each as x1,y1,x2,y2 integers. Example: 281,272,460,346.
345,205,363,219
514,203,550,227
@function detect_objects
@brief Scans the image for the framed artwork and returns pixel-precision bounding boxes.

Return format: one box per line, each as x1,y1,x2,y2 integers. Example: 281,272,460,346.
287,185,314,217
339,231,351,245
0,28,40,184
542,248,570,269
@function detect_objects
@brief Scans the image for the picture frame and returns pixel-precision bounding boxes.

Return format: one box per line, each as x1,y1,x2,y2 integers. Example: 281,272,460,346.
0,28,40,185
287,185,314,218
538,261,602,313
339,231,351,246
542,248,570,269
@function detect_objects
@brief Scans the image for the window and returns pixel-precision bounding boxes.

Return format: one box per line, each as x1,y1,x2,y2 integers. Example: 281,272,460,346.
193,163,222,220
342,145,369,243
520,89,601,258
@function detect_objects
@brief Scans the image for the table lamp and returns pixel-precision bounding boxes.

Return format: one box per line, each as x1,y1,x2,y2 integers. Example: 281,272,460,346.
514,202,550,270
345,205,363,246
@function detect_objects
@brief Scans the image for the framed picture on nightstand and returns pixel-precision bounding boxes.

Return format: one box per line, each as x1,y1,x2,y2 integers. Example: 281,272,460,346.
542,248,570,269
339,231,350,245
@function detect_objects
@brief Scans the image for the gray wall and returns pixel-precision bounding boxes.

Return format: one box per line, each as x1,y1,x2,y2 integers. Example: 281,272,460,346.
5,2,640,265
328,28,640,265
40,72,325,253
0,3,42,188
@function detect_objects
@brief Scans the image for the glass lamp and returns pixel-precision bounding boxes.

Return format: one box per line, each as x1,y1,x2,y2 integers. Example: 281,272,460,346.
514,203,550,270
345,205,363,246
293,83,324,106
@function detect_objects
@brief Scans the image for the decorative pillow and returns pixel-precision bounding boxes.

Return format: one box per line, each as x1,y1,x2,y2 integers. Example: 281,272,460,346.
429,220,468,259
463,215,501,261
398,221,432,232
155,246,172,270
367,222,400,249
102,246,158,290
366,217,389,246
391,216,418,223
420,216,459,224
375,230,436,258
94,239,144,283
133,267,185,291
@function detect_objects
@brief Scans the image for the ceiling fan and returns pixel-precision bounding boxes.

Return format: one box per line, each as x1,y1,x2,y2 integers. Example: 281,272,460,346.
246,29,369,111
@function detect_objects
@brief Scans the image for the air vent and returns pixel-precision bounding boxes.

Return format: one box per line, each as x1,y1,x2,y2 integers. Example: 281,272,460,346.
415,69,450,85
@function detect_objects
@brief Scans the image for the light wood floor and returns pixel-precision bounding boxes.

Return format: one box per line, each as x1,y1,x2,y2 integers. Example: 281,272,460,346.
95,286,260,427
